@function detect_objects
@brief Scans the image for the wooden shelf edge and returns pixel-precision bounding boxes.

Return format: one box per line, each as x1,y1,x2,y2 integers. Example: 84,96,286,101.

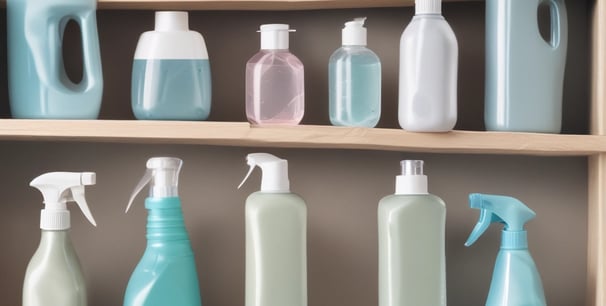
0,0,481,10
93,0,478,10
0,119,602,156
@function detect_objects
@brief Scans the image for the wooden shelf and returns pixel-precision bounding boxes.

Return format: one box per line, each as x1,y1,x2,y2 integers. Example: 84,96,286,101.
93,0,477,10
0,119,602,156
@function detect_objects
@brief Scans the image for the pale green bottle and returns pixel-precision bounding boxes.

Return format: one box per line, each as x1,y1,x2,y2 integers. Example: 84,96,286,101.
378,160,446,306
23,172,97,306
238,153,307,306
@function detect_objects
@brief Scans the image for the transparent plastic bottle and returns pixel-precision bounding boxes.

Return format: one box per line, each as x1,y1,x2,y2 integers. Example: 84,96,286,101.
329,17,381,127
246,24,304,125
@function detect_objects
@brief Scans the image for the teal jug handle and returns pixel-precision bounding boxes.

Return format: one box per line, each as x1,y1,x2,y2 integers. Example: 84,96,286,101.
542,0,568,49
76,13,103,92
57,13,103,92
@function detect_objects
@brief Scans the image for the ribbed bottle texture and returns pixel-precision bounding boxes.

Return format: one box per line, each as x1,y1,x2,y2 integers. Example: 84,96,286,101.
145,197,190,242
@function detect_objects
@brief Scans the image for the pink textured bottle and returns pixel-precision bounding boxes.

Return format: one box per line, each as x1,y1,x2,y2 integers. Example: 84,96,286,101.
246,24,304,125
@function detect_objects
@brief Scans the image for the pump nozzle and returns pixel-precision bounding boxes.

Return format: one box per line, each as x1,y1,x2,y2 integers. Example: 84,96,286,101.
464,193,536,247
126,157,183,213
343,17,367,46
238,153,289,193
30,172,97,230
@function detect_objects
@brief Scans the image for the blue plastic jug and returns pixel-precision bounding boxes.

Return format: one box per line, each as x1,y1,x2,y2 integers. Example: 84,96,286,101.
484,0,567,133
7,0,103,119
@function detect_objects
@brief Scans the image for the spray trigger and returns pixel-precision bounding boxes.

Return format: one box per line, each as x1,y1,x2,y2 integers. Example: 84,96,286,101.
238,153,290,193
126,169,153,213
30,172,97,230
126,157,183,213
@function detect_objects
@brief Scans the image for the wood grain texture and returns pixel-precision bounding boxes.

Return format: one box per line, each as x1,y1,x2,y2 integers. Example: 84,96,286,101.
0,120,602,156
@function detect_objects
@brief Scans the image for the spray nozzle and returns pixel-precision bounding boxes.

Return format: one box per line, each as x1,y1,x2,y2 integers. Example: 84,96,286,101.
126,157,183,213
30,172,97,230
464,193,536,247
238,153,290,193
342,17,368,46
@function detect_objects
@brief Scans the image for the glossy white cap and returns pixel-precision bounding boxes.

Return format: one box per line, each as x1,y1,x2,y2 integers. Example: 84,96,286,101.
259,24,294,50
155,11,189,31
342,17,367,46
395,160,428,195
30,172,97,230
416,0,441,14
239,153,290,193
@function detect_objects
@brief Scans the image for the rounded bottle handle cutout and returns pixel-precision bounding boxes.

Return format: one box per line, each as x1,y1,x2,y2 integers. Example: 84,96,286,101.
536,0,567,49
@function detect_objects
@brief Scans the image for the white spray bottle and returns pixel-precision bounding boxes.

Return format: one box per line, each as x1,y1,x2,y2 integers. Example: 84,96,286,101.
238,153,307,306
23,172,97,306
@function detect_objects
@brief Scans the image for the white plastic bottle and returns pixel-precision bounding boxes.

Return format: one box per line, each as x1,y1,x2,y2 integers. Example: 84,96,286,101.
329,17,381,127
245,24,305,125
238,153,307,306
23,172,97,306
378,160,446,306
399,0,458,132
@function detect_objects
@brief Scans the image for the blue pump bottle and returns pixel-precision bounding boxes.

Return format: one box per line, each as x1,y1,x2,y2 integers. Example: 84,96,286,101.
123,157,202,306
465,193,546,306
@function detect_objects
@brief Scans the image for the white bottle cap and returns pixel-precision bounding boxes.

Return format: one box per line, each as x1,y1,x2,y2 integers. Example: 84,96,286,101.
342,17,367,46
416,0,442,14
259,24,294,50
395,160,428,195
155,11,189,31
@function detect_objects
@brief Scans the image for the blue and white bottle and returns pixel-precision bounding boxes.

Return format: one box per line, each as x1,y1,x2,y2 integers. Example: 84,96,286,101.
132,11,212,120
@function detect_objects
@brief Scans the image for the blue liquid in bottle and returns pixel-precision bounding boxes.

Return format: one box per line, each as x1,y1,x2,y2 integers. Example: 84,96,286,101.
329,46,381,127
132,59,211,120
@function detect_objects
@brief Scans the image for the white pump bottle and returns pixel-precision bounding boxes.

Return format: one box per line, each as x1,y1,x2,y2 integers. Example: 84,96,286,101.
238,153,307,306
23,172,97,306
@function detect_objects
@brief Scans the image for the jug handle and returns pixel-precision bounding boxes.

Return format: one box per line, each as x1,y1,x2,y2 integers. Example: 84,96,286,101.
73,13,103,91
543,0,568,50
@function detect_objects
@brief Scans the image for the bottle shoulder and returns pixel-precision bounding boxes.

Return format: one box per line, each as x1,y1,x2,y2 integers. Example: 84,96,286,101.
379,194,446,209
246,192,306,209
403,16,457,42
329,46,381,63
247,50,303,66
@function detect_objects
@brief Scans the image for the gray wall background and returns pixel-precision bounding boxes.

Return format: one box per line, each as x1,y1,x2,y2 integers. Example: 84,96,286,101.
0,1,591,306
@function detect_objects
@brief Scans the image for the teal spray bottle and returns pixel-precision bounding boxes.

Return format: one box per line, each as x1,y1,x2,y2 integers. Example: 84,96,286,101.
464,193,546,306
23,172,97,306
123,157,202,306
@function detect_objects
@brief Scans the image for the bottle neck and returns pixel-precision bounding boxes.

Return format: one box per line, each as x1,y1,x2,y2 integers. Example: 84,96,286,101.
145,197,191,245
501,230,528,250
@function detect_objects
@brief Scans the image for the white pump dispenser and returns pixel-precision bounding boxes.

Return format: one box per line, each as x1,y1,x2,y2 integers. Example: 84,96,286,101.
238,153,307,306
342,17,367,46
126,157,182,212
24,172,97,306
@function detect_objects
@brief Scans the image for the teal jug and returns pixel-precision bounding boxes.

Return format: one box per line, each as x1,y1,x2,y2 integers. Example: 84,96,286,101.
7,0,103,119
484,0,567,133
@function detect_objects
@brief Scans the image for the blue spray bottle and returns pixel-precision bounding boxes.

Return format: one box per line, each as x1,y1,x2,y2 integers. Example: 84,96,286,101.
464,193,546,306
123,157,202,306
